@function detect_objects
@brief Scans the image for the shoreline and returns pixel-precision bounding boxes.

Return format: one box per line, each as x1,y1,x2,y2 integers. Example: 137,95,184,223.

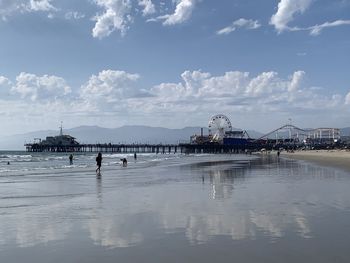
281,150,350,172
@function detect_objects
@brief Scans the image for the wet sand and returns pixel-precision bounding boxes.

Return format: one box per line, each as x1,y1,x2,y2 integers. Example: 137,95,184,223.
282,150,350,172
1,154,350,262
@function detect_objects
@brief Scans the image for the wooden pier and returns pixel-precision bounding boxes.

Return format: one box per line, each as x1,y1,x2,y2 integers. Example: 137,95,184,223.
25,141,340,154
24,142,276,154
25,143,182,154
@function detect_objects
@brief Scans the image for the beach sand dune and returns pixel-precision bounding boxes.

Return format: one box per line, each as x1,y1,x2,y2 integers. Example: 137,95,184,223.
282,150,350,172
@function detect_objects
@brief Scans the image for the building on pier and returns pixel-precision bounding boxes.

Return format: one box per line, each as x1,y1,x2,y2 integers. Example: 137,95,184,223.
25,123,80,152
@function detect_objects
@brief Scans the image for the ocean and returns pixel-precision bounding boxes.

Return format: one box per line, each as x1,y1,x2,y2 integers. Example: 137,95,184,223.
1,152,350,262
0,151,183,175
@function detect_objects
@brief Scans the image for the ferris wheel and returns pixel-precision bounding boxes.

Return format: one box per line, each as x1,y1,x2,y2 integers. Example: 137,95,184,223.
208,114,232,142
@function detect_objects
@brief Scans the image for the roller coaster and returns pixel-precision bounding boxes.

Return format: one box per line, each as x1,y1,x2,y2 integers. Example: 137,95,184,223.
254,124,340,143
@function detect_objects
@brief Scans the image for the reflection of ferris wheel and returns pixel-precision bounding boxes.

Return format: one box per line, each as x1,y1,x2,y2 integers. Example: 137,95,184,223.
208,114,232,142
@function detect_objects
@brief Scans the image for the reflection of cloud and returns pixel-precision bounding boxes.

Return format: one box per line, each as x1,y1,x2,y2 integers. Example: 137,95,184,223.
2,158,349,250
87,217,143,248
293,208,311,238
0,202,72,248
250,212,283,238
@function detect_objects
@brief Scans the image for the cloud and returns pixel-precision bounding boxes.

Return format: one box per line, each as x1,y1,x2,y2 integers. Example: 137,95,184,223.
92,0,133,38
270,0,350,36
138,0,156,16
217,18,261,35
288,71,305,92
156,0,196,26
149,70,341,112
11,72,71,101
270,0,313,32
0,69,348,134
0,76,13,97
29,0,56,12
64,11,85,20
308,19,350,35
80,70,152,109
346,91,350,105
0,0,56,20
0,76,12,87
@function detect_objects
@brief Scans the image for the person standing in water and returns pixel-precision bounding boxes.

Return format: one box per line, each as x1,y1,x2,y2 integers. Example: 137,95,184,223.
96,152,102,174
69,154,73,165
134,152,137,160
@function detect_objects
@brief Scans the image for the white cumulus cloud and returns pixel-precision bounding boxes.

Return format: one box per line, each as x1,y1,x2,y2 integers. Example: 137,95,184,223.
270,0,350,36
80,70,151,108
92,0,133,38
270,0,313,33
0,76,12,87
0,69,349,134
138,0,156,16
0,76,13,97
288,71,305,92
149,70,340,112
156,0,196,26
346,91,350,105
0,0,56,20
217,18,261,35
11,72,71,101
29,0,56,12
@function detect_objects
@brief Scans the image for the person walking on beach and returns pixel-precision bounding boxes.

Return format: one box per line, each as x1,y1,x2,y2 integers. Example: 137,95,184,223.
96,152,102,174
69,154,73,165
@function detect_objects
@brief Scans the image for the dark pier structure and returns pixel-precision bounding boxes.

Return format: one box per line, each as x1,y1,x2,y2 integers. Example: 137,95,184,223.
25,143,182,154
24,141,300,154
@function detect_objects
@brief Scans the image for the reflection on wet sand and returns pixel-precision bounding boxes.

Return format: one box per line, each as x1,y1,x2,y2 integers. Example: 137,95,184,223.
1,155,350,254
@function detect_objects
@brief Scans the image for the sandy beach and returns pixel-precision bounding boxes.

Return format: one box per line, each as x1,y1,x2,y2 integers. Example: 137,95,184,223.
282,150,350,172
2,152,350,262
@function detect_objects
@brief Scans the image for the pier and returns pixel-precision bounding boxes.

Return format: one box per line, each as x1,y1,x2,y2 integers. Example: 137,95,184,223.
24,142,265,154
24,118,344,154
24,141,327,154
25,143,182,154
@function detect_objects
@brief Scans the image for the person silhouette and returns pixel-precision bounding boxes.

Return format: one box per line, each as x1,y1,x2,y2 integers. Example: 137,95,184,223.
122,158,127,167
96,152,102,174
69,154,73,165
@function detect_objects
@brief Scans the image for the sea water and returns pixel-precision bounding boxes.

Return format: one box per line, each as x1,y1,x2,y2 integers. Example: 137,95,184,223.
1,153,350,262
0,151,181,175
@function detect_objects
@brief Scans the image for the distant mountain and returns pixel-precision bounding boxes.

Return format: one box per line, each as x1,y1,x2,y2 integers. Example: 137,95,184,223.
68,125,206,145
0,126,204,150
0,125,264,151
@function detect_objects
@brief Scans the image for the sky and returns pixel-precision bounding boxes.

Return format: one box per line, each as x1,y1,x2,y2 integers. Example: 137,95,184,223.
0,0,350,136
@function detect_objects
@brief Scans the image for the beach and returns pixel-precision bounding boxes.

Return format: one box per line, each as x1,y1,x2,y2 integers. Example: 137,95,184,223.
282,150,350,172
1,152,350,262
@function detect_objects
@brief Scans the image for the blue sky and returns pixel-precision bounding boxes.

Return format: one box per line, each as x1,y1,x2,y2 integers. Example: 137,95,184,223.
0,0,350,135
